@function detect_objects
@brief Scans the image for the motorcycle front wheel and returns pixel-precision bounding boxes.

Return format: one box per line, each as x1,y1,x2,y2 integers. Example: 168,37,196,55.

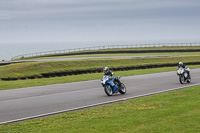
104,85,113,96
118,83,126,94
179,76,184,84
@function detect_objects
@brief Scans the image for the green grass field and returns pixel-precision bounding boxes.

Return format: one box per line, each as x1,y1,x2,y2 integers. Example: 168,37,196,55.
16,46,200,60
1,47,200,132
20,52,200,61
1,85,200,133
1,55,200,79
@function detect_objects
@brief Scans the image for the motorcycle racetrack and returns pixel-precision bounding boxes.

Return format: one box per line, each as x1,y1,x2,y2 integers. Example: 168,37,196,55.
0,68,200,124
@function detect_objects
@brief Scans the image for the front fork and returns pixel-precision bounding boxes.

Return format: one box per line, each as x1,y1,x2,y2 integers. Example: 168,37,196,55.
110,81,118,93
104,78,119,93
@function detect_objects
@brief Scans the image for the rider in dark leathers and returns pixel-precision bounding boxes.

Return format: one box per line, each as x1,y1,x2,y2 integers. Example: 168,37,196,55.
103,67,115,78
103,67,119,92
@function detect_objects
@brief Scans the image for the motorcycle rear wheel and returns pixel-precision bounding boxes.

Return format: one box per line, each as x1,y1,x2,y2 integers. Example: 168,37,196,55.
118,83,126,94
104,85,113,96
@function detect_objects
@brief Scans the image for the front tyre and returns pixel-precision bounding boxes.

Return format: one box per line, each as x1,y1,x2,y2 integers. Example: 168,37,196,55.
179,76,184,84
118,83,126,94
104,85,113,96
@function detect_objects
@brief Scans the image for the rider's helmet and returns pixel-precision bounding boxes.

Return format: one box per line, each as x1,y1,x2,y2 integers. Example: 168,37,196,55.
103,67,109,74
179,62,183,67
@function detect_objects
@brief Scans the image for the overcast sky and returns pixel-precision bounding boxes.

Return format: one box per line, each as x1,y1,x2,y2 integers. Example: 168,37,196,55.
1,0,200,43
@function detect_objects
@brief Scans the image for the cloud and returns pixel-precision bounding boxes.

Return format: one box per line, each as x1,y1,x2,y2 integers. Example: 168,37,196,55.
0,0,200,43
1,0,199,20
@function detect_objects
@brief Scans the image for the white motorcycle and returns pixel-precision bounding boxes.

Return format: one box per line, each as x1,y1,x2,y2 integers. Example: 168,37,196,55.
177,67,191,84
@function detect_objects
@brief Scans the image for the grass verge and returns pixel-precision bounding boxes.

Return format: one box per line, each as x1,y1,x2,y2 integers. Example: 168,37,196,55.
20,52,200,61
1,55,200,79
0,65,200,91
1,85,200,132
15,46,200,60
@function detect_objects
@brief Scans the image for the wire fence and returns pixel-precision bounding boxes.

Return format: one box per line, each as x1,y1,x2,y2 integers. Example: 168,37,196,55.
11,42,200,60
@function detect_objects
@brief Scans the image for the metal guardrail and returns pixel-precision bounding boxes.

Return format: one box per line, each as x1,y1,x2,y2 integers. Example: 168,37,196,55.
11,42,200,60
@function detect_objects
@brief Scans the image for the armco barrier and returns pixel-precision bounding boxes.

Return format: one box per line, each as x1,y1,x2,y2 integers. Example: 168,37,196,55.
11,43,200,60
1,62,200,81
3,49,200,66
42,49,200,57
12,49,200,60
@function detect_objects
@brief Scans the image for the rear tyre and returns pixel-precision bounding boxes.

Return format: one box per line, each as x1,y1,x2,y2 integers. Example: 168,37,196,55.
104,85,113,96
179,76,184,84
118,83,126,94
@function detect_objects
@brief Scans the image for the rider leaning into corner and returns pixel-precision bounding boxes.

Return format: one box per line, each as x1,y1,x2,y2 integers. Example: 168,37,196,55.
103,67,120,92
178,62,191,78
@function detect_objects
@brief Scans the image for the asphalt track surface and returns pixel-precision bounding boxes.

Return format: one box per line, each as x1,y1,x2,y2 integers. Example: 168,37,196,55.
0,68,200,124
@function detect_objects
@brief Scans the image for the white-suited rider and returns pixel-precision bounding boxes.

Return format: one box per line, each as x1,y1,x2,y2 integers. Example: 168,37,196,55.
178,62,191,79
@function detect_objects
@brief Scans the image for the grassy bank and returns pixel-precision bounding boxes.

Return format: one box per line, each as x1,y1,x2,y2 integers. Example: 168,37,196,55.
0,65,200,91
1,55,200,79
1,85,200,132
21,52,200,60
15,46,200,60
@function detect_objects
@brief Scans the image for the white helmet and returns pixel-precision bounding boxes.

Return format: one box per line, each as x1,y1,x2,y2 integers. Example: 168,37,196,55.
179,62,183,67
103,67,109,73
